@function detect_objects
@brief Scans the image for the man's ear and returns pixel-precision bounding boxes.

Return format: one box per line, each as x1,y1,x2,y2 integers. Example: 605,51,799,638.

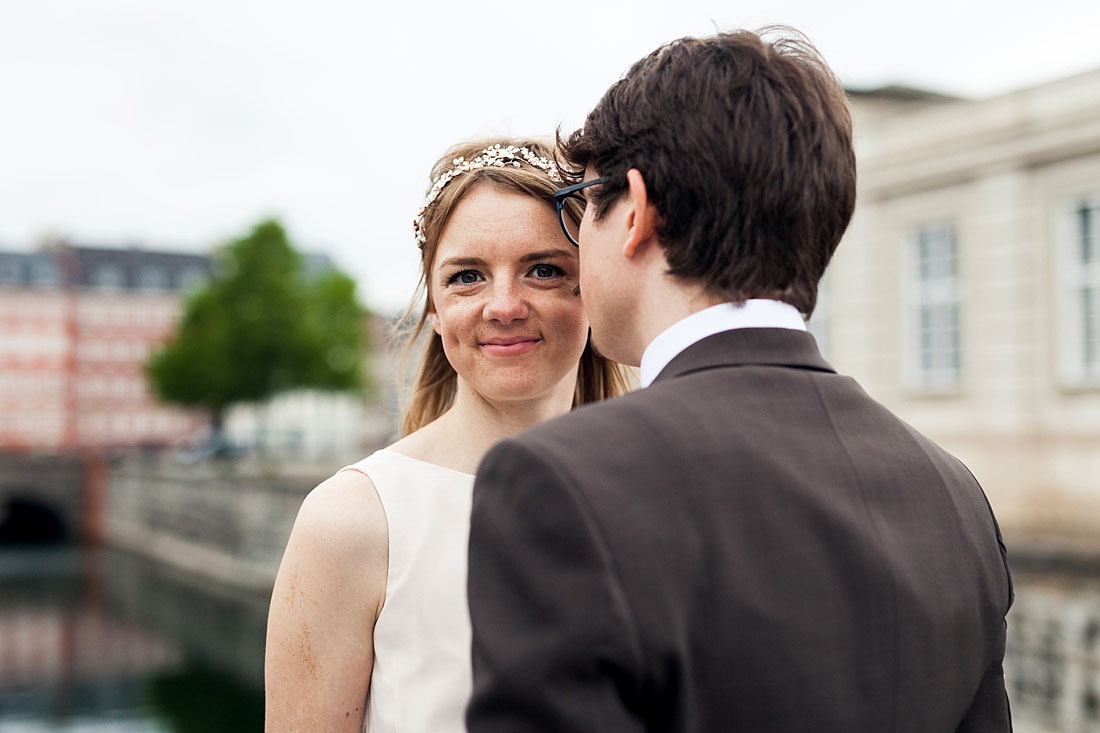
622,168,658,259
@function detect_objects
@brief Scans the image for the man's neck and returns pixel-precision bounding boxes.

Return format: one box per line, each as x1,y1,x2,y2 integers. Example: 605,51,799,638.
628,280,727,366
638,299,808,387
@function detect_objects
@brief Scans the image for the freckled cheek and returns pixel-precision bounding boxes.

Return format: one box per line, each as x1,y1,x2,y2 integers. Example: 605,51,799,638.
434,304,480,354
543,296,589,354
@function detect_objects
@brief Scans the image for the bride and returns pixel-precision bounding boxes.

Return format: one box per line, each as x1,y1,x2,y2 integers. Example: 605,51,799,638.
264,138,631,731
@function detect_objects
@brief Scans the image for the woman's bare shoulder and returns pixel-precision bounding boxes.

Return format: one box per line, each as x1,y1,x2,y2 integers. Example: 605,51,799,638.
290,468,388,564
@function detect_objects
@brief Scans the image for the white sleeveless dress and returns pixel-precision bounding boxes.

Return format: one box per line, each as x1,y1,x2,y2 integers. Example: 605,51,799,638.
340,449,476,733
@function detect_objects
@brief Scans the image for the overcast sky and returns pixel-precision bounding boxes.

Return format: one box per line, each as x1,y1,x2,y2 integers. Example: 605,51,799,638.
4,0,1100,312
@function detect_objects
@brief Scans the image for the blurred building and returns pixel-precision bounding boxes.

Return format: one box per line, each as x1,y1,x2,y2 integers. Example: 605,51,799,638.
0,243,387,460
0,245,210,451
813,69,1100,538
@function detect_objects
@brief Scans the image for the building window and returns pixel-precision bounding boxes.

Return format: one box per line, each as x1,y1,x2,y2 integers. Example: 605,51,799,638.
0,258,21,285
138,264,169,291
1063,197,1100,386
30,259,60,287
90,263,126,290
911,222,960,391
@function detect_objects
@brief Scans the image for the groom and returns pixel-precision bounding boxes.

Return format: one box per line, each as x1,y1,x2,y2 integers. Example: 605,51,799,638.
466,27,1012,732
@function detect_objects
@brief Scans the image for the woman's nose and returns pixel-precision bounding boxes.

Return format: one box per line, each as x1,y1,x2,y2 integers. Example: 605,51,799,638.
483,281,529,323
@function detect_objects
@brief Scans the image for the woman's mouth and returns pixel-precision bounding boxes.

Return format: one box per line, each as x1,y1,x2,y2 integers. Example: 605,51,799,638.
480,337,540,356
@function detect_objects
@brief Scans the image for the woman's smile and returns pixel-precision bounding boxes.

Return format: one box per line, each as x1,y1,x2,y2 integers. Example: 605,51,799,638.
480,335,541,356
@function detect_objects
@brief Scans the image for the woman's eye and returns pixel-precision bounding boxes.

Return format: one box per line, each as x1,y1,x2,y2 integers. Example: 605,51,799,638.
449,270,482,285
532,264,563,279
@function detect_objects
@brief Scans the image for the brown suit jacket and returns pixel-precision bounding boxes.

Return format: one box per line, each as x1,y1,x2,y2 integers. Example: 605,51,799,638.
467,328,1013,732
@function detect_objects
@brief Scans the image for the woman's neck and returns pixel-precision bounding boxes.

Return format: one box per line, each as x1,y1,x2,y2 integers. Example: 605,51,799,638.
389,375,576,475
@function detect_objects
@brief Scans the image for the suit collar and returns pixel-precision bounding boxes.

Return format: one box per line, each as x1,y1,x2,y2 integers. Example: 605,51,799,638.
639,300,807,387
652,328,835,384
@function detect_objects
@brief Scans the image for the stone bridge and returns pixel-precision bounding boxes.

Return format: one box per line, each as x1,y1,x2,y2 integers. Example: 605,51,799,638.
0,452,96,543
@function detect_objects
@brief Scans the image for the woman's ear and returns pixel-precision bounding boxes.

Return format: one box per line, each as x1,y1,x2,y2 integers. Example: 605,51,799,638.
428,294,441,335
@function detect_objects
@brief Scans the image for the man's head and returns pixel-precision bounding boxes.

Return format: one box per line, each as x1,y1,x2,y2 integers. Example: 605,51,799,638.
559,27,856,359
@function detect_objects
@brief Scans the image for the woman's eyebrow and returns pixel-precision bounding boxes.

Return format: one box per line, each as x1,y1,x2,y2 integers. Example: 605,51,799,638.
438,256,487,269
520,249,574,263
438,250,573,270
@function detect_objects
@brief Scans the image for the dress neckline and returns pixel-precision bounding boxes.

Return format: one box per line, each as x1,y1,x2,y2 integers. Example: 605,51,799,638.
378,448,476,478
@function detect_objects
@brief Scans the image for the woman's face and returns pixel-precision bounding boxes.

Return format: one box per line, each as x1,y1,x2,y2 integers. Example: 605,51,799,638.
429,184,589,405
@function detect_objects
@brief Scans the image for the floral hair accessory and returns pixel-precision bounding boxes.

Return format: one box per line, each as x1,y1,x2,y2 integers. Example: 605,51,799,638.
412,144,563,246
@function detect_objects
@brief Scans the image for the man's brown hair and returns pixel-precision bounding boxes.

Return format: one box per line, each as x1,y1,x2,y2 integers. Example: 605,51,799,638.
559,26,856,316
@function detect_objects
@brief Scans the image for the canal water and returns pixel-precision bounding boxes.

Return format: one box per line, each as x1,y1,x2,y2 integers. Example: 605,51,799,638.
0,546,266,732
0,545,1097,732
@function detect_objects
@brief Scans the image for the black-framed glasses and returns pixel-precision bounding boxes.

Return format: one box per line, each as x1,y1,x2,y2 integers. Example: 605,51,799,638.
553,177,609,247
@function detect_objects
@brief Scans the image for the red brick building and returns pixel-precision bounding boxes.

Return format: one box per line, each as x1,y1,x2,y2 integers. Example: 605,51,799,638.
0,245,210,451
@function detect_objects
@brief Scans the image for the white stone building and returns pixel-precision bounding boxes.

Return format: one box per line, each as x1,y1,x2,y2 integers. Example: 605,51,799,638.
812,70,1100,541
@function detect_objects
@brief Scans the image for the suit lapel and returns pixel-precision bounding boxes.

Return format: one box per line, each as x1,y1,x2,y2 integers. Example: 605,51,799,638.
652,328,835,385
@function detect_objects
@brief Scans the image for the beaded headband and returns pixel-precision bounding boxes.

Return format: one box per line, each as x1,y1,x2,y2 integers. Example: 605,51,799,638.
413,144,563,246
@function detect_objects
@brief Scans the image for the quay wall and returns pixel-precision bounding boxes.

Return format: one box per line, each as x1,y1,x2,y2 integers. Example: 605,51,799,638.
105,455,330,594
102,452,1100,595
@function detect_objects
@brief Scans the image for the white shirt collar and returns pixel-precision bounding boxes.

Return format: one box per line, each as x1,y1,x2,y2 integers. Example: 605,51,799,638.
639,300,807,387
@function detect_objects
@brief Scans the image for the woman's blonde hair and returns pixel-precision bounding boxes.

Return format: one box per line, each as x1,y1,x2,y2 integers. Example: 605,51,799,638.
398,137,632,435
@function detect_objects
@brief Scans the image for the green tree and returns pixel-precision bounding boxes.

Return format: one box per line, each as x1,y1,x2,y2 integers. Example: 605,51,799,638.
300,269,370,393
147,219,369,433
